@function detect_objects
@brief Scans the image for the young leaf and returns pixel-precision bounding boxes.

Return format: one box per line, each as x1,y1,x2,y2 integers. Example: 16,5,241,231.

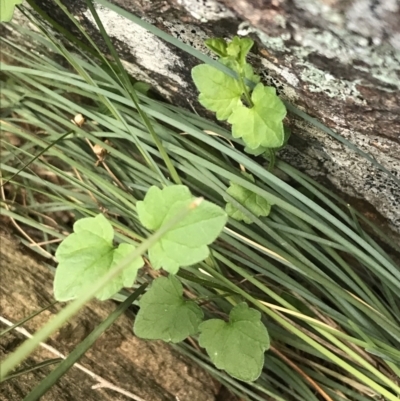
243,63,260,86
226,36,254,66
199,303,270,382
53,214,144,301
219,58,259,87
137,185,227,274
224,173,272,223
134,275,204,343
191,64,243,120
0,0,23,23
228,83,286,149
205,37,228,58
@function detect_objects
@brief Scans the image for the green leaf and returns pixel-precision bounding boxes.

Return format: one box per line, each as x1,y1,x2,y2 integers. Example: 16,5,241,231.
191,64,243,120
244,126,291,156
0,0,23,22
243,63,260,86
205,37,228,58
272,125,291,150
226,36,254,66
244,126,289,155
219,58,259,87
224,173,272,223
199,303,270,381
133,81,151,95
134,275,204,343
137,185,227,274
244,145,268,156
54,214,144,301
228,83,286,149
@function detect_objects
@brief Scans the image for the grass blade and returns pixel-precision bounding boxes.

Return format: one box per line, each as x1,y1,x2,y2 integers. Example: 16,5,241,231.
22,286,147,401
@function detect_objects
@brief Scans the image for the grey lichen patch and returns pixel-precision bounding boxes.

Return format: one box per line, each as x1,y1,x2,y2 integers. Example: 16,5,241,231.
346,0,400,50
259,59,299,98
279,122,400,233
238,22,287,52
238,23,362,103
294,29,400,90
83,5,186,90
162,20,210,54
293,0,344,25
176,0,234,22
238,14,400,102
256,67,298,103
297,62,363,101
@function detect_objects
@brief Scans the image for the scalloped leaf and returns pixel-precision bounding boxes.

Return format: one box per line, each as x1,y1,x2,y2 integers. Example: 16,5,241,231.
191,64,243,120
134,275,204,343
137,185,227,274
54,214,144,301
228,83,286,149
225,174,271,223
199,303,270,381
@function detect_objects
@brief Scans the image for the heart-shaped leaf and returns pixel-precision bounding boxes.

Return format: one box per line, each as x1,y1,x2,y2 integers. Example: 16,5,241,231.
54,214,144,301
228,83,286,149
199,303,270,381
192,64,243,120
137,185,227,274
225,173,271,223
134,275,204,343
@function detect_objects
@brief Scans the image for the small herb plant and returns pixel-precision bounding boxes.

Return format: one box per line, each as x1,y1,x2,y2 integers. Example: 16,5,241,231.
53,184,270,381
52,38,278,380
192,36,289,157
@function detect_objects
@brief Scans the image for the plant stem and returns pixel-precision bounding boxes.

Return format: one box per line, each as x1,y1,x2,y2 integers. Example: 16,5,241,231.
267,148,276,172
238,73,254,108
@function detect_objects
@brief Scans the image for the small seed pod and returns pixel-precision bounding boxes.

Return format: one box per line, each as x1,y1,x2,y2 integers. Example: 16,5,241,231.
93,140,111,166
71,113,85,127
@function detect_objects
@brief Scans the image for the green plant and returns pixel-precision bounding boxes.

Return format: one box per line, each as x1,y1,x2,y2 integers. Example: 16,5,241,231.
136,185,227,273
133,275,204,343
198,302,270,382
192,37,288,163
51,186,270,381
225,172,272,223
0,0,23,22
53,214,144,301
1,2,400,400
